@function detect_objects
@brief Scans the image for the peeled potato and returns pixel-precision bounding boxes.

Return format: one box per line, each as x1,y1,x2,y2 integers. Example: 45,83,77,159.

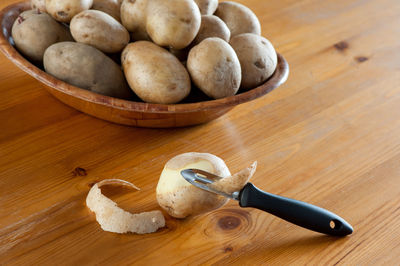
156,152,256,218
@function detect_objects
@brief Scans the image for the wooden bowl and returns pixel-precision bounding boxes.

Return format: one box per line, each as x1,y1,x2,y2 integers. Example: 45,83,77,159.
0,2,289,128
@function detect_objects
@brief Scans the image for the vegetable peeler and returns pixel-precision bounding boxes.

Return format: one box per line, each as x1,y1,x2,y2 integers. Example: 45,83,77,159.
181,169,353,236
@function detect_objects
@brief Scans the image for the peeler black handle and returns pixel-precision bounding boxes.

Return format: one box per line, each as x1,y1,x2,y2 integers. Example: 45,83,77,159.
239,183,353,236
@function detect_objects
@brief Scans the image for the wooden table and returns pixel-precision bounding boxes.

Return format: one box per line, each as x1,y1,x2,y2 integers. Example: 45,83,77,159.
1,0,399,264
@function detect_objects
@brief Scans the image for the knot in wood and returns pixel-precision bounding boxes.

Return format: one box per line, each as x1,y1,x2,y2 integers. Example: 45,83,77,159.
218,215,241,230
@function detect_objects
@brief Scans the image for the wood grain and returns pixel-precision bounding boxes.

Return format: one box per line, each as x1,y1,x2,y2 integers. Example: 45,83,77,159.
1,0,400,264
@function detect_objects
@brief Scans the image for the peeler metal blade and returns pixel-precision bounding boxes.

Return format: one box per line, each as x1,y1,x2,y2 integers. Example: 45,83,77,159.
181,169,240,200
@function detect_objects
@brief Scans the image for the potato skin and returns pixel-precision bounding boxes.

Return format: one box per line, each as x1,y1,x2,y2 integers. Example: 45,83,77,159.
70,10,129,53
121,41,191,104
46,0,93,23
168,14,230,64
120,0,150,41
192,15,230,45
31,0,46,12
91,0,121,21
44,42,132,99
11,11,73,62
230,33,277,90
194,0,218,15
215,1,261,37
187,38,241,99
146,0,201,49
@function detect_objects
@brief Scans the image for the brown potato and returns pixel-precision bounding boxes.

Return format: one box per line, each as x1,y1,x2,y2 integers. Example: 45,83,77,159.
91,0,121,21
11,10,73,62
192,15,230,45
230,33,277,90
215,1,261,37
156,152,257,219
44,42,132,99
46,0,93,23
121,41,191,104
156,152,231,218
120,0,150,41
146,0,201,49
194,0,218,15
31,0,46,12
169,15,230,62
187,38,241,99
70,10,129,53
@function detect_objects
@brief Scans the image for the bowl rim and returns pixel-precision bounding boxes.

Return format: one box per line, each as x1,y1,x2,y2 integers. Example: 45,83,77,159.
0,1,289,114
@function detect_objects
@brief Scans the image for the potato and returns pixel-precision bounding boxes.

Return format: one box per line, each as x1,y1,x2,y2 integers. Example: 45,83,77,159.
46,0,93,23
31,0,46,12
230,33,277,90
11,10,73,62
121,41,191,104
156,153,231,218
168,14,230,63
120,0,150,41
146,0,201,49
91,0,121,21
192,15,230,45
215,1,261,37
194,0,218,15
70,10,129,53
187,38,241,99
156,152,257,218
44,42,132,99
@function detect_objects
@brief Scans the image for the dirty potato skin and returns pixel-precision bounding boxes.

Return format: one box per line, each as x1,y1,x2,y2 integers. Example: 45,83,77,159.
70,10,129,53
230,33,277,90
146,0,201,49
194,0,218,15
192,15,230,45
120,0,150,41
187,38,241,99
121,41,191,104
45,0,93,23
44,42,132,99
11,10,73,62
91,0,121,21
215,1,261,37
31,0,46,12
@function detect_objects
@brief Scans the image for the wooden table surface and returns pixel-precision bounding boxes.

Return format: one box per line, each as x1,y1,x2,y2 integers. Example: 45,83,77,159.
1,0,400,264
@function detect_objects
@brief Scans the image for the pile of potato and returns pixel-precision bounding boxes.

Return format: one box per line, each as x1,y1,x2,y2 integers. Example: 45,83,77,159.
12,0,278,104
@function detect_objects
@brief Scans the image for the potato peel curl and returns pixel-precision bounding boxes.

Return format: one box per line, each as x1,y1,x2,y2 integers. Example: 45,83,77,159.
86,179,165,234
